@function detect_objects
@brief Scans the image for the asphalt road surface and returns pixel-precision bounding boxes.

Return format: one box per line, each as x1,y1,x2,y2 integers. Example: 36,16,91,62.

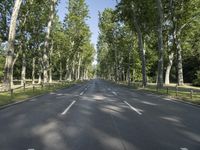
0,79,200,150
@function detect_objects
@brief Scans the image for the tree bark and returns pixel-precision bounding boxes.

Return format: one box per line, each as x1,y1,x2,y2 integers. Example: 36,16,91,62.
156,0,164,88
176,38,184,85
3,0,22,90
32,57,35,84
59,61,63,81
131,9,147,86
43,0,57,83
127,42,132,86
77,54,81,80
49,41,54,83
21,52,26,86
165,52,174,85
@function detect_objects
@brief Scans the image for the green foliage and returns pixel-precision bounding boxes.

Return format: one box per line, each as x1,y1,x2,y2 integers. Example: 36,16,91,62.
193,71,200,86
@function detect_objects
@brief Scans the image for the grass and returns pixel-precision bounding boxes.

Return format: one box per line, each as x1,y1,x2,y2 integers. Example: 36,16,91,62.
140,85,200,105
0,81,79,107
111,81,200,105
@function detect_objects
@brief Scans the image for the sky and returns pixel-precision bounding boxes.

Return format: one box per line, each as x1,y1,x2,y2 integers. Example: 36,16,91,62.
56,0,116,47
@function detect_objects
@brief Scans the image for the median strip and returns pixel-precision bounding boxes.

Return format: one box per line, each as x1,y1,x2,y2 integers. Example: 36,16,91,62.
124,101,142,115
61,100,76,115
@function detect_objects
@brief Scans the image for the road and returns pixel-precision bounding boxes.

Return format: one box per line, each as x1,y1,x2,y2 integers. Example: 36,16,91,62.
0,79,200,150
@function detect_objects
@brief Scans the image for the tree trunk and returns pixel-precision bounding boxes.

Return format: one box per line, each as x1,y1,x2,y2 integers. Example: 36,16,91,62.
156,0,164,88
21,53,26,86
3,0,22,90
77,55,81,80
49,41,54,83
11,52,19,88
127,45,131,85
165,52,174,85
43,0,57,83
176,38,184,85
132,13,147,86
59,61,62,81
32,57,35,84
38,58,43,84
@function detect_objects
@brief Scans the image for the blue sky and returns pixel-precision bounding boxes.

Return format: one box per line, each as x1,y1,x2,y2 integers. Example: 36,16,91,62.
56,0,116,46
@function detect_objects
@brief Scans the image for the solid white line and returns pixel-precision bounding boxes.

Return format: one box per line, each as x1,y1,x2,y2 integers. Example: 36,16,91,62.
124,101,142,115
61,100,76,115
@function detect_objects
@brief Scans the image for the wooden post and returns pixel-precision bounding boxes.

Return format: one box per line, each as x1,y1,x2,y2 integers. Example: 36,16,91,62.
23,83,25,92
41,82,43,89
10,89,14,99
176,85,178,97
190,90,193,99
33,86,35,92
166,87,169,94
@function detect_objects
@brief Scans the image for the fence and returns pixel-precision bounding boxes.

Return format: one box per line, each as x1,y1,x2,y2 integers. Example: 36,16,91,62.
0,81,71,99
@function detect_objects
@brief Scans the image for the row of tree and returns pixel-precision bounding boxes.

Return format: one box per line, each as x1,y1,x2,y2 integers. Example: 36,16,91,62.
97,0,200,87
0,0,95,90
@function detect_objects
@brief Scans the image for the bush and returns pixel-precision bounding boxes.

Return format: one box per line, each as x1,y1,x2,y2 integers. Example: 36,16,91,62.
193,71,200,86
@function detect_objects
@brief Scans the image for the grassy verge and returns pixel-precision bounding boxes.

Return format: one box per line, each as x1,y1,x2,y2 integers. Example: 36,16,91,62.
110,81,200,105
0,81,80,107
140,85,200,105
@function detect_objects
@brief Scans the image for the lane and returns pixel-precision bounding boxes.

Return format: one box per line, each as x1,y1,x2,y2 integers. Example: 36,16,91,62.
101,80,200,150
0,81,91,150
0,79,199,150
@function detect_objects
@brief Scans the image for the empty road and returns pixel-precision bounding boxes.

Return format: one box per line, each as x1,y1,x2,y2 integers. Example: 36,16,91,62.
0,80,200,150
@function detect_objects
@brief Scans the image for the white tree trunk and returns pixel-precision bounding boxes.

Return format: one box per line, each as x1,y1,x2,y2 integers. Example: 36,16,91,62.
32,57,35,84
43,0,57,83
165,52,174,85
4,0,22,90
21,53,26,86
49,41,54,83
176,38,184,85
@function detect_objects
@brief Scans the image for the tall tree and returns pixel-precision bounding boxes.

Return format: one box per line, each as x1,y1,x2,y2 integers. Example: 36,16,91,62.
3,0,22,90
43,0,57,83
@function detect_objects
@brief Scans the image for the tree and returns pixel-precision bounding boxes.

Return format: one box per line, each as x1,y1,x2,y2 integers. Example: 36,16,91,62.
3,0,22,90
43,0,58,83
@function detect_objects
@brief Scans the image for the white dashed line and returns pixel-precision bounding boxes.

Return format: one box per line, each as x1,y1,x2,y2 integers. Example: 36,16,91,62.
80,91,84,96
61,100,76,115
124,101,142,115
112,91,117,96
180,148,188,150
28,149,35,150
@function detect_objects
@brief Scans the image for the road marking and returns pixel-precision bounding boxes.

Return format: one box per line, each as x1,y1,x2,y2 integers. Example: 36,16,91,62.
124,101,142,115
28,149,35,150
80,86,88,96
80,91,84,96
180,148,188,150
61,100,76,115
112,91,117,96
